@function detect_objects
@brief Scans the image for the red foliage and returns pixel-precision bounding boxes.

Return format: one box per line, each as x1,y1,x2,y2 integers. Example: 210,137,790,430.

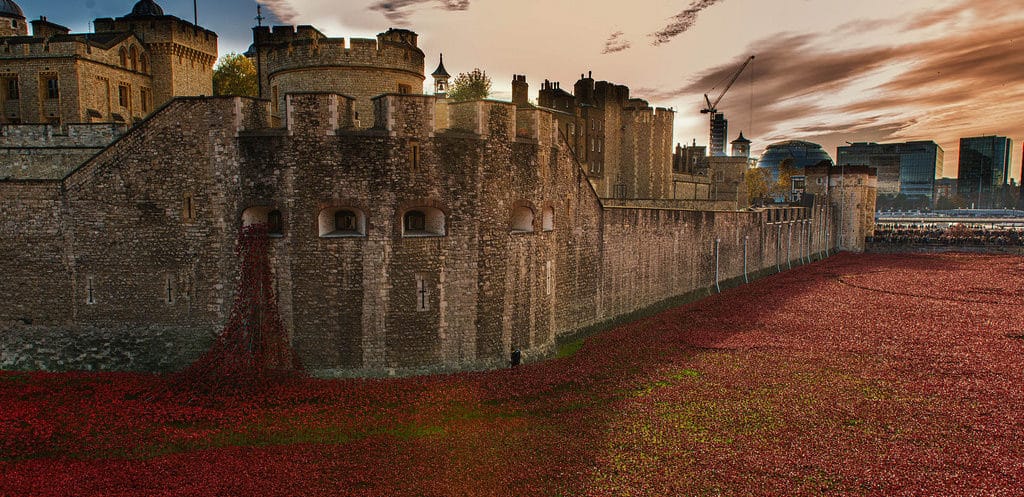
175,223,301,393
2,253,1023,496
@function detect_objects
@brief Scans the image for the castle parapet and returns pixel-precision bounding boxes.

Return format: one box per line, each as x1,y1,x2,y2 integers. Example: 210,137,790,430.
285,93,356,136
446,100,516,141
371,94,436,139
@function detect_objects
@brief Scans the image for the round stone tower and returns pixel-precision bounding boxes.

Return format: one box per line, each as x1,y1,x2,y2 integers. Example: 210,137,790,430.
0,0,27,37
253,26,425,126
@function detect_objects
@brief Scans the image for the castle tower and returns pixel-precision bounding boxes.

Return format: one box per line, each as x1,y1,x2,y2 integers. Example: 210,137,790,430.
731,131,751,158
432,54,450,97
129,0,164,16
511,74,528,107
0,0,27,36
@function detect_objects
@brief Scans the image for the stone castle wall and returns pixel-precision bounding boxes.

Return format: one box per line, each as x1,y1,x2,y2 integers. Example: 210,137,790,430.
0,123,125,179
0,94,846,375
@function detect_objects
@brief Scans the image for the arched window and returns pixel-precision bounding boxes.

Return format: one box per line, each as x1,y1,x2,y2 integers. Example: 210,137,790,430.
139,54,149,74
511,205,534,233
318,207,366,237
401,207,445,237
542,206,554,232
129,45,138,71
241,206,284,237
119,47,128,68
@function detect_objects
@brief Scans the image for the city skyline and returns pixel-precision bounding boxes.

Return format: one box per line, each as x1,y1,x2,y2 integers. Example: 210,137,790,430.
13,0,1024,180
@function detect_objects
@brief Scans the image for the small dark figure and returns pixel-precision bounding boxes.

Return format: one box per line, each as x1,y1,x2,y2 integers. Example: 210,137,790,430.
510,348,522,367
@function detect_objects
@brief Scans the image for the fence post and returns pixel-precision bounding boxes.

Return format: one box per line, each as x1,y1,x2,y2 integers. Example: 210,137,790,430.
743,235,749,284
714,238,721,293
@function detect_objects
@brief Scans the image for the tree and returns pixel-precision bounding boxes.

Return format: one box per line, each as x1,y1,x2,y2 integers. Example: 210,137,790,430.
745,167,771,204
771,160,798,199
213,53,257,97
447,68,491,102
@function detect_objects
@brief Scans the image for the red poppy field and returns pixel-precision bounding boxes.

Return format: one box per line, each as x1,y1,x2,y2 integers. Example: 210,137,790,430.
2,252,1023,496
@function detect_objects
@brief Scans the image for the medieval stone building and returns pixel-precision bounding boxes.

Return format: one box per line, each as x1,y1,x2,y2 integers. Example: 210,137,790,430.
0,13,875,375
0,0,216,126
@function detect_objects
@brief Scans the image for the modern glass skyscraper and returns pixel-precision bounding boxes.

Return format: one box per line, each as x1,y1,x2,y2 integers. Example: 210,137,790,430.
836,141,943,200
957,135,1013,207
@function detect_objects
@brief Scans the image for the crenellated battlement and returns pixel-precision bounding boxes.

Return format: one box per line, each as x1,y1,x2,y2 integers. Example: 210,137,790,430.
254,26,424,79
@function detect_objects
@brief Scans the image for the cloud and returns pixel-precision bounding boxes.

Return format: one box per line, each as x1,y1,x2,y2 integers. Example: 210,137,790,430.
257,0,299,24
602,31,631,54
650,0,724,46
370,0,470,23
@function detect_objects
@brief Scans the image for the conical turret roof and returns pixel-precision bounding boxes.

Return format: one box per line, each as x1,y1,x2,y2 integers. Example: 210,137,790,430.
431,54,450,78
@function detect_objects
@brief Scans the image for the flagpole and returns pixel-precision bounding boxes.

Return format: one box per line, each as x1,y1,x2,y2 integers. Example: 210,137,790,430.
194,0,198,26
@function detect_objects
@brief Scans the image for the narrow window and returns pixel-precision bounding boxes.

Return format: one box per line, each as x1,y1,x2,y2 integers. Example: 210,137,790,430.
271,86,279,115
597,139,602,153
6,78,17,100
404,210,426,232
86,277,96,305
398,83,411,94
410,142,420,171
590,138,595,152
165,274,175,304
334,210,357,232
140,54,149,74
118,85,129,107
569,123,575,136
119,47,128,67
45,78,59,99
267,209,283,235
182,194,196,222
140,88,151,112
415,274,429,311
129,45,138,71
545,260,553,295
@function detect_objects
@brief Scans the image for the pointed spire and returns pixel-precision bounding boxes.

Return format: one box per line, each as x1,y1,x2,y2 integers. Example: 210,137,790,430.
732,131,751,144
431,53,450,78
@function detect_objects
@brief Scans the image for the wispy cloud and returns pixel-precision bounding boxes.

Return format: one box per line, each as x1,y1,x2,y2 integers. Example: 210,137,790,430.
370,0,470,23
650,0,725,46
257,0,299,24
603,31,631,54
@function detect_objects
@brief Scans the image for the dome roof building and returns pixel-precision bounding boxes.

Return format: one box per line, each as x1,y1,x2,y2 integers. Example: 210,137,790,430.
127,0,165,17
0,0,24,18
0,0,26,36
755,140,834,180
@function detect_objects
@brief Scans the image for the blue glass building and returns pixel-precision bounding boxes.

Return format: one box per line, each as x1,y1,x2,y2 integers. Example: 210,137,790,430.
837,141,943,201
755,140,834,181
957,136,1013,207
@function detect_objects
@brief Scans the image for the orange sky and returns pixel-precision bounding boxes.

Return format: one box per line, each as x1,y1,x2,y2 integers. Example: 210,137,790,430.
255,0,1024,180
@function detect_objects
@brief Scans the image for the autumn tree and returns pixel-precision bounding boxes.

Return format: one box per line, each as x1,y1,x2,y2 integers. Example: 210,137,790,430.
447,68,491,102
213,53,258,97
745,167,771,204
772,159,798,199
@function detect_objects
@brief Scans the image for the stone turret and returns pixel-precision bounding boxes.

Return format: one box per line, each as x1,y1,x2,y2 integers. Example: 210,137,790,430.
731,131,751,158
432,54,450,97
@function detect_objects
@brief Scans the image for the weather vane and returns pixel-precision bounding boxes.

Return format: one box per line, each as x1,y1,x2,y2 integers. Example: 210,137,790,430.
256,4,265,27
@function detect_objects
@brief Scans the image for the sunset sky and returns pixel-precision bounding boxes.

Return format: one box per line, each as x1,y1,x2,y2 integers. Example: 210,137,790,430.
18,0,1024,179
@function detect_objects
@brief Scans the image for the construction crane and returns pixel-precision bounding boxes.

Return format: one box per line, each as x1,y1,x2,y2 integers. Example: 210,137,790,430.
701,55,754,156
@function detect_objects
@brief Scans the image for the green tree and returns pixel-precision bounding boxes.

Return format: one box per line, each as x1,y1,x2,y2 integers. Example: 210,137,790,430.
447,68,491,102
213,53,257,97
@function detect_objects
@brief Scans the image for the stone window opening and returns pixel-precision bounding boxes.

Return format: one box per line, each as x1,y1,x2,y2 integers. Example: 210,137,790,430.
140,54,149,74
6,78,17,100
165,274,175,304
409,141,420,171
119,47,128,67
129,45,138,71
398,83,411,94
318,207,366,238
510,205,535,233
141,87,151,113
118,84,129,108
402,207,445,237
542,206,554,232
86,277,96,305
44,77,59,99
182,194,197,222
242,206,285,237
415,273,430,312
